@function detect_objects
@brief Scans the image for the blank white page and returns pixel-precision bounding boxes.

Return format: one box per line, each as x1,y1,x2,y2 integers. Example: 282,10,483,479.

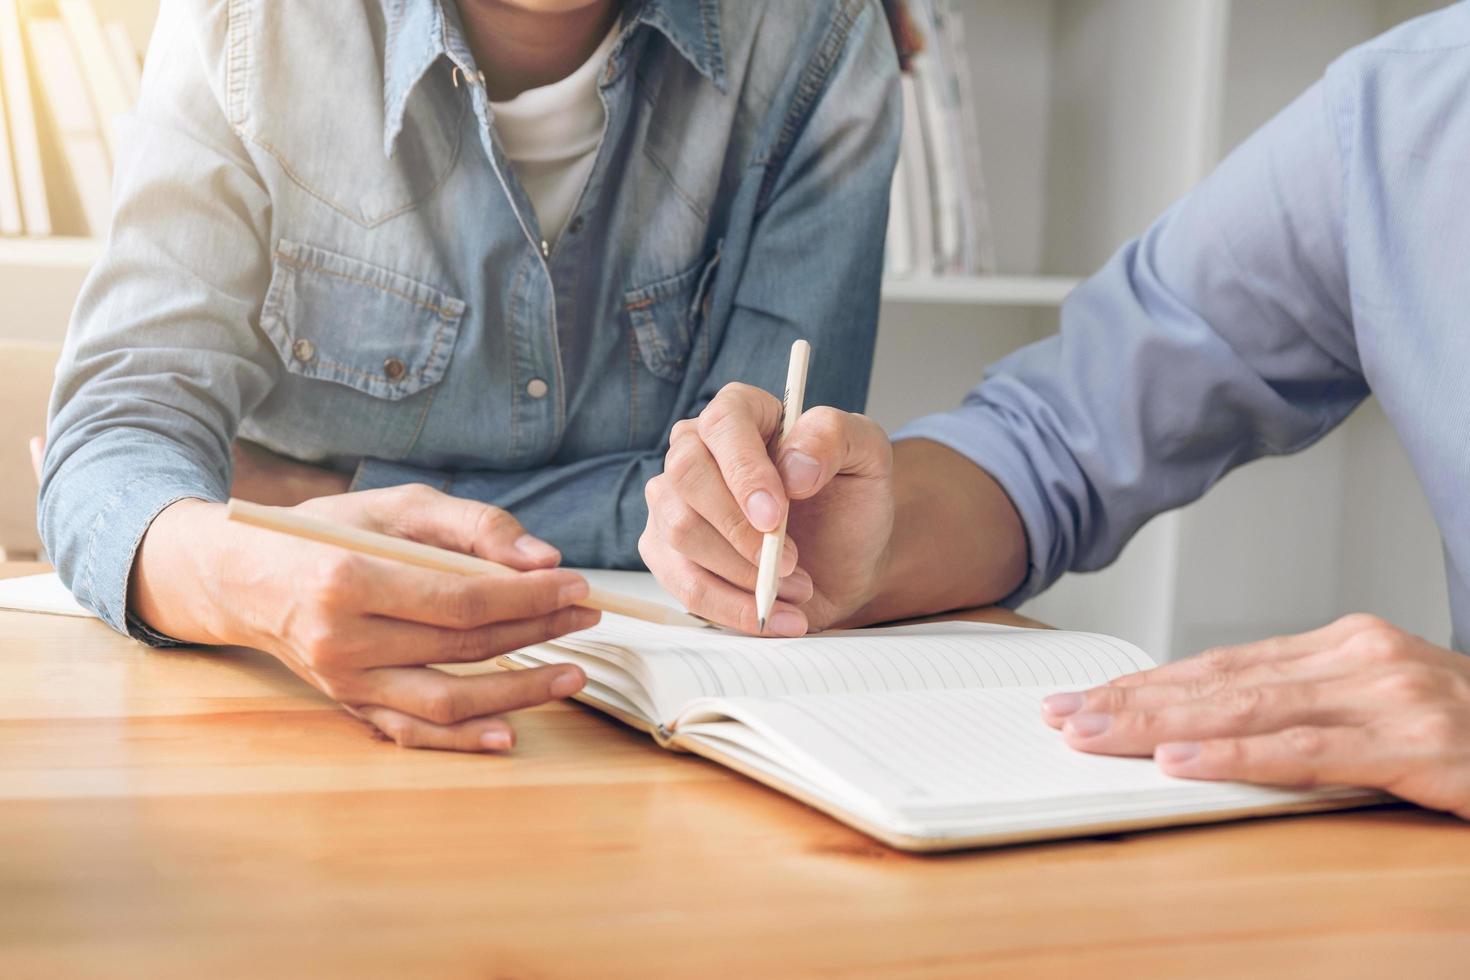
546,617,1153,723
674,688,1370,840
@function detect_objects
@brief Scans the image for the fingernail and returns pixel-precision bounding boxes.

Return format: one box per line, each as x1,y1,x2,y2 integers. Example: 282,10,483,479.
550,668,584,699
558,577,589,606
480,730,513,751
1065,713,1112,738
778,452,822,496
746,490,781,532
1042,692,1084,717
1157,742,1201,765
516,534,560,563
768,610,805,637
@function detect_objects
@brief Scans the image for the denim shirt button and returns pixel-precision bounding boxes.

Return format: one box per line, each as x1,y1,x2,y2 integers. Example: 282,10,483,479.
383,357,407,382
291,339,316,363
526,378,549,399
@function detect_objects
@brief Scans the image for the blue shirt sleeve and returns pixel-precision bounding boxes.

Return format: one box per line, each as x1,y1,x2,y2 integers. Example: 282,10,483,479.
38,4,279,641
896,80,1369,605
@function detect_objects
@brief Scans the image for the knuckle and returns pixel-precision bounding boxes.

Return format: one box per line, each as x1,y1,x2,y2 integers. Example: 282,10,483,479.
442,627,485,664
376,716,413,746
644,474,666,508
419,685,462,726
1338,612,1392,635
470,503,518,544
1374,666,1437,704
696,396,738,439
295,618,344,667
665,503,701,548
681,572,710,614
663,441,700,487
1281,726,1327,759
444,587,491,629
1348,627,1409,665
669,418,698,444
310,556,361,606
1198,648,1238,676
1217,685,1262,723
393,482,439,508
802,406,848,445
1186,669,1232,701
1093,686,1131,712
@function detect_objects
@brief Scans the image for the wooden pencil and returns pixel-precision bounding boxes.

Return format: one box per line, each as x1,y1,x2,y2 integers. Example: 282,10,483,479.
226,499,706,629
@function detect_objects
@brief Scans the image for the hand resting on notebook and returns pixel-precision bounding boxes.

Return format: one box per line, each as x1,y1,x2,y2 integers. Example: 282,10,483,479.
131,486,595,752
1042,614,1470,820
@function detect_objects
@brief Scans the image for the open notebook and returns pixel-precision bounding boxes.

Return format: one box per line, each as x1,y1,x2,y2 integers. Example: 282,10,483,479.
508,616,1381,851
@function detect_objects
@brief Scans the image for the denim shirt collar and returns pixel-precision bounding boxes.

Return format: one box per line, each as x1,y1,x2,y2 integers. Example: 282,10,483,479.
381,0,726,157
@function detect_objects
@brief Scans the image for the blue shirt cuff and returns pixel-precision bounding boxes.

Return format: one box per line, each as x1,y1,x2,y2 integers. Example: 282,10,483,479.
72,479,219,646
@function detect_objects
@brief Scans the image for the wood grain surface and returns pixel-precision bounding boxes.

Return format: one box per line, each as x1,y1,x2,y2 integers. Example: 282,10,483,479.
1,562,1466,979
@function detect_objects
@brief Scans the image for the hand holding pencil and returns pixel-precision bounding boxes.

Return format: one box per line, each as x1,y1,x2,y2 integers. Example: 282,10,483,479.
639,342,898,637
130,485,625,754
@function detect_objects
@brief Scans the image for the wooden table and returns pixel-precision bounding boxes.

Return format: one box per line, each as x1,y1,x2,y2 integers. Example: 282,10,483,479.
2,563,1467,978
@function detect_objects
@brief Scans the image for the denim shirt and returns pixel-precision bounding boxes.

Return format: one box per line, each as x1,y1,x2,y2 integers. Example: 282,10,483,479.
897,5,1470,650
40,0,900,638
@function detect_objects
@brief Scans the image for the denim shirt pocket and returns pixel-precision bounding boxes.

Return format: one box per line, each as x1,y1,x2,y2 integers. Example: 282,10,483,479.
624,242,722,384
260,240,466,402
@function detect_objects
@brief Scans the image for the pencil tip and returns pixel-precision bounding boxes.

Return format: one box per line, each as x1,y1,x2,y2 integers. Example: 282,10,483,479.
757,616,767,633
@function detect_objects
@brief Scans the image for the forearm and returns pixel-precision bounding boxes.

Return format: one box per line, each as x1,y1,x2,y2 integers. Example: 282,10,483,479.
855,439,1027,625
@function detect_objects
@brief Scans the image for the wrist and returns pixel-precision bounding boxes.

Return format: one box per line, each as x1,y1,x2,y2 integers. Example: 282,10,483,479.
845,441,1028,626
129,499,244,646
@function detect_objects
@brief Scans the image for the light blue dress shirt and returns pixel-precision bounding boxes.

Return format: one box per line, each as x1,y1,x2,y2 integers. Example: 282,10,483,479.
898,5,1470,650
39,0,899,639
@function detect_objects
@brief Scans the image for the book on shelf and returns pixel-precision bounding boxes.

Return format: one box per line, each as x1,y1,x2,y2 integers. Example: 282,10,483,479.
0,27,24,235
0,0,146,239
502,614,1383,852
0,0,50,235
27,16,110,236
882,0,997,280
57,0,128,161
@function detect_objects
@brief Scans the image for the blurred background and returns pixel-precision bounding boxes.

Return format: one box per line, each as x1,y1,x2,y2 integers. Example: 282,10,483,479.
0,0,1453,658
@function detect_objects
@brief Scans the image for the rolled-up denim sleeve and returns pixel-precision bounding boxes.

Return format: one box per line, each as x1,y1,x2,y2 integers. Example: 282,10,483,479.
354,2,901,568
896,80,1368,605
38,3,279,640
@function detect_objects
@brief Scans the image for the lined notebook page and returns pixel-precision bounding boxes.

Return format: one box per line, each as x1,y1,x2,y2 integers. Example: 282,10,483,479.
548,617,1153,723
675,688,1359,836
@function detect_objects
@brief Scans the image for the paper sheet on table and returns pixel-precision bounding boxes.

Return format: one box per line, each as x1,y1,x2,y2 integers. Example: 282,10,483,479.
0,568,678,621
0,572,91,617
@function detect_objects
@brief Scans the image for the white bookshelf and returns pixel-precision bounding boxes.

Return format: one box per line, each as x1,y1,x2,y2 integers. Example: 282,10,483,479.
865,0,1452,658
1,0,1454,657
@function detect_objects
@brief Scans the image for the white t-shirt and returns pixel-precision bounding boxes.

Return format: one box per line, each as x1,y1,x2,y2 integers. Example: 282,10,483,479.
489,22,620,247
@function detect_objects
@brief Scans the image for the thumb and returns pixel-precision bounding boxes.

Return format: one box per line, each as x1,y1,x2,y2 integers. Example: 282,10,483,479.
364,484,562,570
776,408,892,501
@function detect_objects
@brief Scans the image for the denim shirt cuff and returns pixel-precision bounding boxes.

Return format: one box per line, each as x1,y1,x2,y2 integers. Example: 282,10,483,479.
72,480,218,646
892,411,1055,609
351,458,453,495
